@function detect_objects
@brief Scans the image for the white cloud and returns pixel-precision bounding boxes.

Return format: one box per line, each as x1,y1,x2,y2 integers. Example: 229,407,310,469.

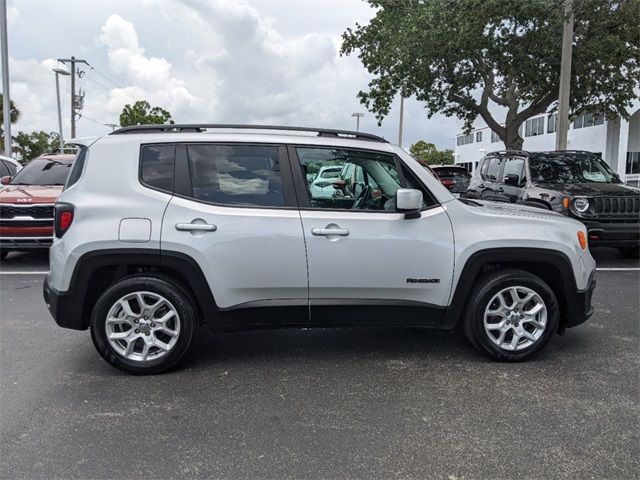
6,0,460,150
97,14,204,120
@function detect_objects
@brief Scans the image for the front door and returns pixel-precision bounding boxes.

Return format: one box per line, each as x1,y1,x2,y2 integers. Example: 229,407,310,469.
480,156,506,202
160,143,308,312
498,156,527,203
291,146,455,324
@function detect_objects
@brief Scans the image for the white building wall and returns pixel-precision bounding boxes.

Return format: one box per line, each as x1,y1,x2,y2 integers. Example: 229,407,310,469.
453,100,639,183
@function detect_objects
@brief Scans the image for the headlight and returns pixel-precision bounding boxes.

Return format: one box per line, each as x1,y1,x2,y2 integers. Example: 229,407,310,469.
574,198,590,213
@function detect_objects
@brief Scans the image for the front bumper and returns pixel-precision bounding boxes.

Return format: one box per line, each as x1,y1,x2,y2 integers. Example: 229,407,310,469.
582,220,640,248
43,275,87,330
563,270,596,329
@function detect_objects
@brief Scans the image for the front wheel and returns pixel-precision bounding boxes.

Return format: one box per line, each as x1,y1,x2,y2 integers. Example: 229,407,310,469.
90,275,198,374
463,269,559,361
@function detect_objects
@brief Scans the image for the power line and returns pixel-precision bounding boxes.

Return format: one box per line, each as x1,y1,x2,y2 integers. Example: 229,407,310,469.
77,113,118,129
85,61,139,102
82,74,136,105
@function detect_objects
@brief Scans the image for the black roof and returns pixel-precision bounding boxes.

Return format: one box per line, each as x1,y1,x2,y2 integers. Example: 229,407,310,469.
485,149,598,157
110,124,388,143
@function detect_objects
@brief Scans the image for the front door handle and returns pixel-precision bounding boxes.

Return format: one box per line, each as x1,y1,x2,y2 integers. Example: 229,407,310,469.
176,222,217,232
479,184,485,189
311,227,350,237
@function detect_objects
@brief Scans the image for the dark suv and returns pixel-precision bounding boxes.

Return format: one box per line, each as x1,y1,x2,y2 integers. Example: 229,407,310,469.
467,151,640,257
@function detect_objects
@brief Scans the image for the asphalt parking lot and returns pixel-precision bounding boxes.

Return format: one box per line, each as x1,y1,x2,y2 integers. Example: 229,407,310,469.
1,248,638,479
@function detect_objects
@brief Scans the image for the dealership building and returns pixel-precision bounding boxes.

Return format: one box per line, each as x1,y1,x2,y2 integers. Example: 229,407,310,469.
453,101,640,185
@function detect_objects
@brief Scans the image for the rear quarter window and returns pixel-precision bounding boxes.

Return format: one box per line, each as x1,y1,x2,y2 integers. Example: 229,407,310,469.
140,144,175,193
64,147,87,190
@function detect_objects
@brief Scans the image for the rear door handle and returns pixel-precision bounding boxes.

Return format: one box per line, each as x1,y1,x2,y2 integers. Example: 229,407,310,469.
175,223,217,232
311,228,350,237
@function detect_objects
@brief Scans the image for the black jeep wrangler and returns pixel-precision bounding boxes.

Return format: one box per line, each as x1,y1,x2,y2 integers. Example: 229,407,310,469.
467,151,640,257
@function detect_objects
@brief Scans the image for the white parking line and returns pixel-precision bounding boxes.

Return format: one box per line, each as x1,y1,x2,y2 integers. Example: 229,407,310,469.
596,267,640,271
0,271,49,275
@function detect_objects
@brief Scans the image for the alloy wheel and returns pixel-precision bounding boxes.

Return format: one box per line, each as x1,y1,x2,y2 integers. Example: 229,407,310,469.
483,286,547,351
105,291,181,362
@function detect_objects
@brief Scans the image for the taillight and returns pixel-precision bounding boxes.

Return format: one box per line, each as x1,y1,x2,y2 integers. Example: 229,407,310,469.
55,203,74,238
441,179,454,189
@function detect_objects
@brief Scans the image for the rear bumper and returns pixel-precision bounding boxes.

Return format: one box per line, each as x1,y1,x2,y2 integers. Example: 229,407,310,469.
582,220,640,247
563,270,596,328
43,274,86,330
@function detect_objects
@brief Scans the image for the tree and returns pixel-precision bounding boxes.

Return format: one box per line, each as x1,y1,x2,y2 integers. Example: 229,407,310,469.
409,140,454,165
342,0,640,150
119,100,173,127
0,94,21,154
13,131,61,162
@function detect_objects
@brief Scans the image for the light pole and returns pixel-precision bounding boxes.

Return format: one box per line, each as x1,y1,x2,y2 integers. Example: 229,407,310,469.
53,68,70,152
398,96,405,147
1,0,12,156
351,112,364,132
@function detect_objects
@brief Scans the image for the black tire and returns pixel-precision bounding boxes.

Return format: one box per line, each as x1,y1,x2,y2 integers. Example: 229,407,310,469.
462,268,559,362
619,247,640,259
0,250,8,261
90,275,198,375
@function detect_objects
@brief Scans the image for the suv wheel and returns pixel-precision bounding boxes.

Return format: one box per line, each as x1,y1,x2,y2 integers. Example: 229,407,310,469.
463,269,559,361
90,275,198,374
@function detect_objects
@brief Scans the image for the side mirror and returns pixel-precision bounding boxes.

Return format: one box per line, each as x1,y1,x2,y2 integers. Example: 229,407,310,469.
503,174,521,186
0,176,11,185
395,188,423,219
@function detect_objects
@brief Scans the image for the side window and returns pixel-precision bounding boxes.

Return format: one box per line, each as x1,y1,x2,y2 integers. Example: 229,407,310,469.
297,147,403,211
296,147,436,211
484,158,504,181
186,144,284,207
0,161,10,177
2,160,16,176
480,158,490,178
64,147,87,190
501,158,525,185
399,164,438,208
141,144,175,193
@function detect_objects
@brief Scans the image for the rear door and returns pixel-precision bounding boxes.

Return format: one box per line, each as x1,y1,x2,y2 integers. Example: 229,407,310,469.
160,143,308,313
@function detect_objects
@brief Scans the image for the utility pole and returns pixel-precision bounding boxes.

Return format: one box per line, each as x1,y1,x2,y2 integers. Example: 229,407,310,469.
57,56,88,138
351,112,364,132
53,68,70,152
1,0,12,156
555,0,574,150
398,96,405,147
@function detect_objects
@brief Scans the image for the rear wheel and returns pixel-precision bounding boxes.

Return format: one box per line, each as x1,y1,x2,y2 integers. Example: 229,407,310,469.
90,275,198,374
0,250,7,261
463,269,559,361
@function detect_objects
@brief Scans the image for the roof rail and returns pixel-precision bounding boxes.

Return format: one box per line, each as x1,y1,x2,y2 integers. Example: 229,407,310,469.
485,150,531,156
110,124,388,143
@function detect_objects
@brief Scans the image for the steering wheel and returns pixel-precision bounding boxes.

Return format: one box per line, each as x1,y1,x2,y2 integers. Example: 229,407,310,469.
352,185,373,210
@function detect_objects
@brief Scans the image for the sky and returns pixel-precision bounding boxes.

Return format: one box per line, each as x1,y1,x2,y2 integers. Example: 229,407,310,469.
3,0,461,150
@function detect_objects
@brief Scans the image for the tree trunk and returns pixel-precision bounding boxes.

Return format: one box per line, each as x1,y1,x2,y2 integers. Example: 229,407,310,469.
503,123,524,150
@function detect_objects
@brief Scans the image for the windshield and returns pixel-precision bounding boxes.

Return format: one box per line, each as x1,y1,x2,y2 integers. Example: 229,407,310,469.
10,158,72,186
529,154,620,184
